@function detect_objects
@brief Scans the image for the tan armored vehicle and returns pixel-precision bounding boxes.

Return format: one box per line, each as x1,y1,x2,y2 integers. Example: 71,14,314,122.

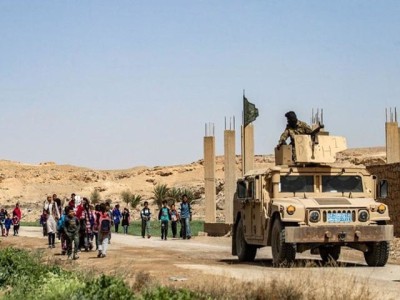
232,129,393,266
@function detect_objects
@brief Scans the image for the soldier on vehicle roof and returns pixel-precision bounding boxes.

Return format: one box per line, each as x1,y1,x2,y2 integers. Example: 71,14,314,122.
277,111,312,148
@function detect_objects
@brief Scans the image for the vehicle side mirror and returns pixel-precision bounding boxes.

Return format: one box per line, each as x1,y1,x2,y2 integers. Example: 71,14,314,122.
378,180,388,199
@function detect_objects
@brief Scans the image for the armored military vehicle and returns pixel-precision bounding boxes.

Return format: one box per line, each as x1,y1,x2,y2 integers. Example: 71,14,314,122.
232,128,393,266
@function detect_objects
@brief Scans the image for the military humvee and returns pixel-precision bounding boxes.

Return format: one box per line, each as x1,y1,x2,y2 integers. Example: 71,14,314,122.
232,130,393,266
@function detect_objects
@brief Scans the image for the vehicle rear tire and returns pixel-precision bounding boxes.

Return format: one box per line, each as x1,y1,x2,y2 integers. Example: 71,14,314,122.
271,219,296,267
236,219,257,262
319,245,341,263
364,241,389,267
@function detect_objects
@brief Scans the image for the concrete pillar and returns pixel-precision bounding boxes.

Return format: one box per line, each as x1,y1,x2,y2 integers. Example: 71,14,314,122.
386,122,400,163
224,130,235,224
241,124,255,175
204,136,216,223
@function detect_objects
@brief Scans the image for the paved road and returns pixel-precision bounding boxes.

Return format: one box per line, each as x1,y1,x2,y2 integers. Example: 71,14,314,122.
21,227,400,299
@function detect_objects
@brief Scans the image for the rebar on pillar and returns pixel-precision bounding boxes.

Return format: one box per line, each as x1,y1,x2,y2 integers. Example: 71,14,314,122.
385,107,400,164
204,123,216,223
224,117,236,224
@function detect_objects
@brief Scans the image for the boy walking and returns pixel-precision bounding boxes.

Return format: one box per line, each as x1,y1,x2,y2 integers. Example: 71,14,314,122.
158,201,171,240
180,194,192,240
63,207,80,260
140,201,151,238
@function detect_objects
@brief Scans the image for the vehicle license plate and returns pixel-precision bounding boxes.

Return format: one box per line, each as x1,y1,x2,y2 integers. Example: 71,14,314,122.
327,213,352,223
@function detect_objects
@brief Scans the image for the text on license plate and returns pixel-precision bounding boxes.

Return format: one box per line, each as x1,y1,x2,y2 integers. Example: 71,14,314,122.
327,213,352,223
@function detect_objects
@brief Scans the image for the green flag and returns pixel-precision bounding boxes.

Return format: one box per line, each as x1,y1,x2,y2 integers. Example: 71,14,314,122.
243,96,259,127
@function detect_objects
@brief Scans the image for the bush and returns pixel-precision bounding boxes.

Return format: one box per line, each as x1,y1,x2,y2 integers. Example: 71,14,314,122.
90,189,102,204
0,247,134,300
141,286,204,300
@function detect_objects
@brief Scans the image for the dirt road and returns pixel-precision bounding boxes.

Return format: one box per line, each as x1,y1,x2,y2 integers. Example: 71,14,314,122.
3,227,400,299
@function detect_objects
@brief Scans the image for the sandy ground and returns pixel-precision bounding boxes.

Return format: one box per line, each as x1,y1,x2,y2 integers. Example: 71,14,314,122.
1,226,399,298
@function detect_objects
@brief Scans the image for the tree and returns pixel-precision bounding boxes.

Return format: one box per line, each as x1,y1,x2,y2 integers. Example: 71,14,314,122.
91,189,101,204
153,184,169,208
121,190,133,207
130,194,142,209
167,187,181,204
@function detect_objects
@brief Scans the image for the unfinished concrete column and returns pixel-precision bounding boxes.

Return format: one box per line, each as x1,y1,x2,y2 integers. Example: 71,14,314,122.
224,129,235,224
204,132,216,223
386,108,400,164
241,124,255,175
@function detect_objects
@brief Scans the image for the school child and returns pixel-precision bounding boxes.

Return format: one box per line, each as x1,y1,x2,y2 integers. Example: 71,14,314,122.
63,206,80,260
0,208,7,236
170,204,180,238
140,201,151,238
80,198,93,252
121,208,130,234
40,209,48,237
57,209,67,255
180,194,192,240
158,201,171,240
112,204,122,233
89,205,96,247
12,215,19,236
98,203,111,258
4,214,12,237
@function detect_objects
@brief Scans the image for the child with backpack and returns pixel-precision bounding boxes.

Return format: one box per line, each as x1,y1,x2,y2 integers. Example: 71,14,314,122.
0,208,7,236
57,209,67,255
12,215,19,236
140,201,151,238
63,206,80,260
98,203,111,258
158,201,171,240
4,214,12,237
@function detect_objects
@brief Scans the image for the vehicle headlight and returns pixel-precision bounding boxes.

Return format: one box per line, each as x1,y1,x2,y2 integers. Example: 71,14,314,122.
358,210,369,222
286,205,296,215
377,204,386,214
309,210,320,223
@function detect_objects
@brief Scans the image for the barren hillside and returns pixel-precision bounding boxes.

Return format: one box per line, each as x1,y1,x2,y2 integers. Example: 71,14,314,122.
0,147,386,222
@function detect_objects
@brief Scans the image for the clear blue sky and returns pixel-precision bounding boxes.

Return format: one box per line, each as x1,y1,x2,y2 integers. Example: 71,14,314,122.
1,1,399,169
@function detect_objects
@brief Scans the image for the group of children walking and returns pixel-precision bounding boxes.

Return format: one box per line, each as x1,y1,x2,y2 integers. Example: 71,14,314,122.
0,203,21,237
39,193,193,260
141,194,193,240
41,194,113,260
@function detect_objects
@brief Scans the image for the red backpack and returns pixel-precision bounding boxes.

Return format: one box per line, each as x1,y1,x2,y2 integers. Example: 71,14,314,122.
99,214,111,234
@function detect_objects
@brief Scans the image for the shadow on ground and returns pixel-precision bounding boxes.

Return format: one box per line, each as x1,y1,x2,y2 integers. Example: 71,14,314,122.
219,258,367,268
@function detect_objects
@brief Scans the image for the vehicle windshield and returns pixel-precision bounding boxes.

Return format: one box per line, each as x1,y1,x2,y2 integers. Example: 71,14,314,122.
280,175,314,193
322,175,363,193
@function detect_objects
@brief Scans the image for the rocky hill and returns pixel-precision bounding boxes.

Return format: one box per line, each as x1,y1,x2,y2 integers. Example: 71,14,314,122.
0,147,386,222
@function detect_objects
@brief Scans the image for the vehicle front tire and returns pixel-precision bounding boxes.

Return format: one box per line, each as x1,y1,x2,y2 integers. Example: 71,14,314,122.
364,241,389,267
319,245,341,263
271,219,296,267
236,219,257,262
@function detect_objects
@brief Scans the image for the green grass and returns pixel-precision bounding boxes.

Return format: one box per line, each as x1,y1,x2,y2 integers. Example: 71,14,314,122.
21,220,205,237
113,220,204,237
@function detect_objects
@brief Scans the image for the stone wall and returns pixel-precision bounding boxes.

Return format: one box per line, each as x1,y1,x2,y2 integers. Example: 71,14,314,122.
367,163,400,237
